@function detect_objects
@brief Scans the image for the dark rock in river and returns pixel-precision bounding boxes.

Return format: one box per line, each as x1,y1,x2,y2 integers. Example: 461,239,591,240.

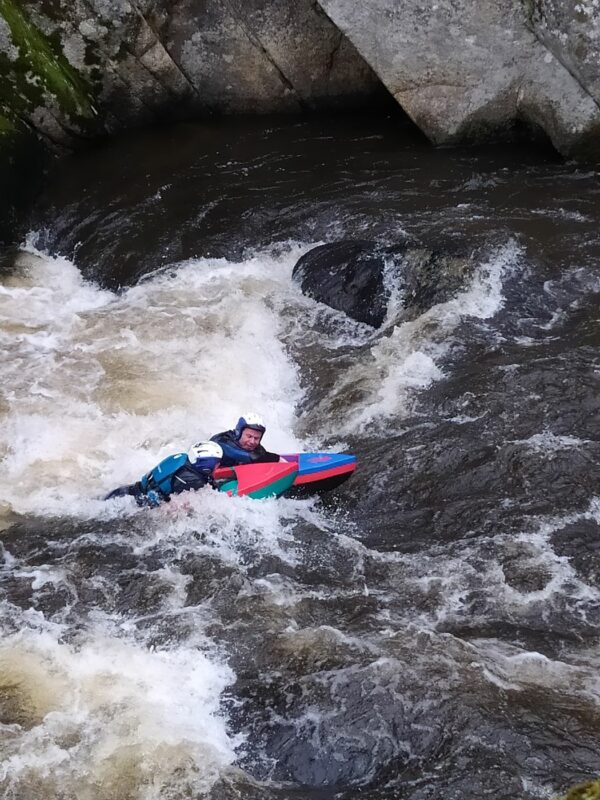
292,240,398,327
292,239,474,327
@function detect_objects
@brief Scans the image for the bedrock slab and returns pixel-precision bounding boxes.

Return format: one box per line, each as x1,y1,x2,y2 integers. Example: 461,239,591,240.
317,0,600,157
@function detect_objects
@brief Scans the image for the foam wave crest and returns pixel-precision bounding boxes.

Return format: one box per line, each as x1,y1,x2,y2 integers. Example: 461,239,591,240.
309,240,521,435
0,244,306,518
0,630,237,800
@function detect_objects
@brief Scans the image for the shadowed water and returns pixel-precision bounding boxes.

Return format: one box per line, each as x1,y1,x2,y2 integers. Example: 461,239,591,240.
1,115,600,800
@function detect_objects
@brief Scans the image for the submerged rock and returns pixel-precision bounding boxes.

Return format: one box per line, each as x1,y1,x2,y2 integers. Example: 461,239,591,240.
292,240,398,327
292,239,474,327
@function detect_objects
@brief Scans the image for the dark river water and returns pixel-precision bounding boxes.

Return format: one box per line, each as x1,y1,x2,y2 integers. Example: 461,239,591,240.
1,114,600,799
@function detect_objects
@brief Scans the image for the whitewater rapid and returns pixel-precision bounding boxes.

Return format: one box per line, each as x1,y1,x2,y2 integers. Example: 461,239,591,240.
0,237,517,519
0,235,519,798
15,107,600,800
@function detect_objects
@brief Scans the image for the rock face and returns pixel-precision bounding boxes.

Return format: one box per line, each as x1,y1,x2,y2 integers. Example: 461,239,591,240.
160,0,385,114
317,0,600,158
3,0,600,158
292,240,474,327
0,0,385,147
529,2,600,147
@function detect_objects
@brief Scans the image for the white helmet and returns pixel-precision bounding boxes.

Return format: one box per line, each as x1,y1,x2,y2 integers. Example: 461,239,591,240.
235,413,266,440
188,441,223,470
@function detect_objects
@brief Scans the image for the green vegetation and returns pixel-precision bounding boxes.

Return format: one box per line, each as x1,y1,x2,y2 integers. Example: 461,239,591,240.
0,111,16,134
558,779,600,800
0,0,95,244
521,0,542,25
0,0,96,131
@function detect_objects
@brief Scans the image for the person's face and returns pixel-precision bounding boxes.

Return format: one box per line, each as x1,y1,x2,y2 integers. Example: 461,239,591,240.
239,427,263,450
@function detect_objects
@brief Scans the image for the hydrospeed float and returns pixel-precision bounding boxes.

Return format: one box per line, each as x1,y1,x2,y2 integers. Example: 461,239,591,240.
216,461,297,499
213,452,356,499
282,452,357,496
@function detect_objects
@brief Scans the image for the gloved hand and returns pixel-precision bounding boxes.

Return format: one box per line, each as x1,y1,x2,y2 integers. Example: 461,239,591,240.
135,488,163,508
146,489,162,507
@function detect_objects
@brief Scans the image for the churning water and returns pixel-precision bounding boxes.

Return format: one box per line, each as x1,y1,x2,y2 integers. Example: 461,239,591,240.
1,115,600,799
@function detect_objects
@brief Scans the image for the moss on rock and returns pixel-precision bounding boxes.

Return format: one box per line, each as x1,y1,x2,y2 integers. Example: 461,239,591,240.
0,0,96,133
558,779,600,800
0,110,15,134
0,0,95,245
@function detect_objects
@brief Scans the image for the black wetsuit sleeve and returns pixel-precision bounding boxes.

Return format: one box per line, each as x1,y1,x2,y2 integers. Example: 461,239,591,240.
170,466,210,495
252,450,280,463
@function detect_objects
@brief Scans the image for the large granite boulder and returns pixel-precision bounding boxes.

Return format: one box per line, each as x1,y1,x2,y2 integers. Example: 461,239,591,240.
317,0,600,158
292,240,474,328
0,0,387,242
160,0,386,114
4,0,600,160
529,3,600,134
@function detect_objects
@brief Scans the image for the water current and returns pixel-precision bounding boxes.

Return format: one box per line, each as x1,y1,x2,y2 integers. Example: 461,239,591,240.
1,115,600,799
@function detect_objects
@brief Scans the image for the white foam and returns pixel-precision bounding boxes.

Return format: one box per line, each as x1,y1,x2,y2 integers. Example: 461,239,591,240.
0,629,237,797
1,238,520,507
510,431,590,453
313,240,521,435
474,639,600,703
1,244,307,519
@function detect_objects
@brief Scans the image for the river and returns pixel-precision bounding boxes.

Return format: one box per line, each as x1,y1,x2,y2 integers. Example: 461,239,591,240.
1,114,599,799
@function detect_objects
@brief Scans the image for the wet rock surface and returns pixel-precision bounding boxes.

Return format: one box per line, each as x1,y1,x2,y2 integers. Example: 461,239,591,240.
550,518,600,588
292,239,399,327
1,0,386,146
292,239,474,327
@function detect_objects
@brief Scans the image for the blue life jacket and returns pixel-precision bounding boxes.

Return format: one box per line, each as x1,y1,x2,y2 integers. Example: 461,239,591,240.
140,453,188,497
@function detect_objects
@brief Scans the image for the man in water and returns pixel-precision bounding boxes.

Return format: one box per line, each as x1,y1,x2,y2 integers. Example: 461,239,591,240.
210,413,281,467
105,441,223,507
